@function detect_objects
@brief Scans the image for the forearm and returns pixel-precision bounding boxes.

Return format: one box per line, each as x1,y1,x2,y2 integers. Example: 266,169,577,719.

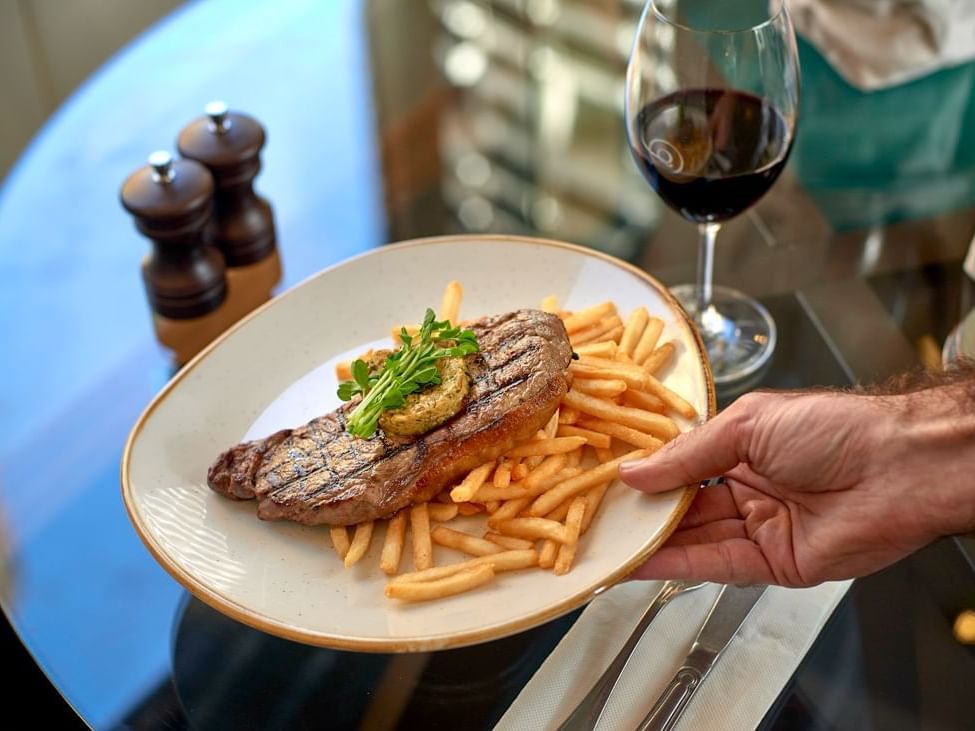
875,365,975,537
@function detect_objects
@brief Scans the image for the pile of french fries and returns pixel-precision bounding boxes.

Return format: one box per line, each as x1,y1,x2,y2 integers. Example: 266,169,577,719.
330,281,695,602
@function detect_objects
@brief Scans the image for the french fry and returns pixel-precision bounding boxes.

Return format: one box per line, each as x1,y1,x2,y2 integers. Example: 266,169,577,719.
544,497,573,522
640,373,698,419
493,460,513,488
389,550,538,585
621,389,668,413
427,503,460,522
529,449,648,517
572,378,628,398
410,503,433,570
511,462,529,481
379,512,407,575
522,453,569,489
336,361,353,381
486,500,500,513
506,437,586,458
562,390,680,441
541,295,560,313
525,429,549,470
558,407,580,425
618,307,649,357
632,317,664,364
476,548,541,573
573,340,618,359
450,461,494,502
565,447,583,468
595,447,616,463
581,481,612,534
570,361,649,392
579,445,601,467
476,466,582,503
487,496,531,526
457,503,484,516
483,532,534,551
439,280,463,323
569,313,621,342
575,416,665,450
644,341,676,374
385,564,495,602
579,355,655,381
554,498,586,575
544,410,560,438
432,526,504,557
330,526,351,560
562,301,616,334
344,521,374,568
571,319,624,347
538,540,558,569
495,517,571,543
556,424,612,449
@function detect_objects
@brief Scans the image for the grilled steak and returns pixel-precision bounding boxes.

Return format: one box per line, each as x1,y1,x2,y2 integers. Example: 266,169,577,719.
207,309,572,525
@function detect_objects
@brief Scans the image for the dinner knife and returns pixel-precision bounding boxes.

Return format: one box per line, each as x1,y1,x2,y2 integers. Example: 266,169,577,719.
637,583,768,731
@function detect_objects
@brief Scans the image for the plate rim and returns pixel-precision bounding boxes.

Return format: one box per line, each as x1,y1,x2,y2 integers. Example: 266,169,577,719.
120,233,717,652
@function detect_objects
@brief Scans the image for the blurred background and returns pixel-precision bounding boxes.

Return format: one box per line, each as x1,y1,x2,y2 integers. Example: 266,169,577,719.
5,0,974,243
0,1,183,177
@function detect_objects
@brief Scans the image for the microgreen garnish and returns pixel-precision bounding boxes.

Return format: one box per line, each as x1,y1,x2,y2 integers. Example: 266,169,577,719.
337,309,479,438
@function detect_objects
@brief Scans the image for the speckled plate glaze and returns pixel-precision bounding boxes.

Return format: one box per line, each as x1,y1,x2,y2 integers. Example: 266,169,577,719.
122,235,716,652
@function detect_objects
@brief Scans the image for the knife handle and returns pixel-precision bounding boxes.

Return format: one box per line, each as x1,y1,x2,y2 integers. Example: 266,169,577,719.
636,665,704,731
555,581,687,731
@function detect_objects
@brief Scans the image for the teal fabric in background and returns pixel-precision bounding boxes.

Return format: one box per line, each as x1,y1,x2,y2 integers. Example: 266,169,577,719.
792,37,975,231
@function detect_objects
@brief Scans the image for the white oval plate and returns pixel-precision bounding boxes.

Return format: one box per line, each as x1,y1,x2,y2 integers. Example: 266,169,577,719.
122,235,715,652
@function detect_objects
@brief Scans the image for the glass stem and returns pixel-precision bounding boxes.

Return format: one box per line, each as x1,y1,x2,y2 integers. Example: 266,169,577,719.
696,222,720,314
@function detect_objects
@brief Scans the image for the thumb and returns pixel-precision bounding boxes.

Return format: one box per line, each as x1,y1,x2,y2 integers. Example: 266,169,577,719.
620,407,749,493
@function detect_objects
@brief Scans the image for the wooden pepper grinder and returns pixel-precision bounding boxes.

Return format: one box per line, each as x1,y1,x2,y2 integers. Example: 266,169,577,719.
177,101,282,320
120,151,234,365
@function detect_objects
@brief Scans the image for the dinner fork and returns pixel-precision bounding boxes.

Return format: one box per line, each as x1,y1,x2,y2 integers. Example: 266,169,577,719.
556,579,706,730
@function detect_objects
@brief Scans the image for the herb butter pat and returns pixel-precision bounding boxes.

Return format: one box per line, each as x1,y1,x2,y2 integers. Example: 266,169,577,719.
337,309,480,438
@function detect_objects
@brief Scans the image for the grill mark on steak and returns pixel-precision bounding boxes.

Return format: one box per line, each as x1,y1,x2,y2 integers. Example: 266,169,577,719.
207,309,572,525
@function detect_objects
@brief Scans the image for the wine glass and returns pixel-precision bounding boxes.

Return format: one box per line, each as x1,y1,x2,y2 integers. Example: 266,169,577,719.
625,0,800,383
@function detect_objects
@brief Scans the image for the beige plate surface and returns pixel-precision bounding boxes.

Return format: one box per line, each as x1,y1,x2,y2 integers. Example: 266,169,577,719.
121,235,716,652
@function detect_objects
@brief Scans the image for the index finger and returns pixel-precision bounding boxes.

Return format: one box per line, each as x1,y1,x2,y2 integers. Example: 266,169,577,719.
619,409,749,493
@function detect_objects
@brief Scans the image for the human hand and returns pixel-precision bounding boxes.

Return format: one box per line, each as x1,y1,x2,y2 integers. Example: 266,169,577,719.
620,384,975,587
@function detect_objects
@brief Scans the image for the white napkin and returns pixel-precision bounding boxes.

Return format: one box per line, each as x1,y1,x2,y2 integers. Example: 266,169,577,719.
787,0,975,90
496,579,851,731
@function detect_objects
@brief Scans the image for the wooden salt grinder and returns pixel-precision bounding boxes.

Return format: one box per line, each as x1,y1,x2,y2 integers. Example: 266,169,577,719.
177,101,282,319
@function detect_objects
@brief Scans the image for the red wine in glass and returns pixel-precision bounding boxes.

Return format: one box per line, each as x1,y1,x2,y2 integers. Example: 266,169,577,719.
631,89,792,223
625,0,800,384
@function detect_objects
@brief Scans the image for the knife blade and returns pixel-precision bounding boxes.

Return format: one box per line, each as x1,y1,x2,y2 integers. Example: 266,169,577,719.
637,583,768,731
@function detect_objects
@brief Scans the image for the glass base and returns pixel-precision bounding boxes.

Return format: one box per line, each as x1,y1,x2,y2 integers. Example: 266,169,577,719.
671,284,776,384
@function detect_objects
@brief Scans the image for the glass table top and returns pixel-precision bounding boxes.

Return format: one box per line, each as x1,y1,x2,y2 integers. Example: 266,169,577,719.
0,0,973,728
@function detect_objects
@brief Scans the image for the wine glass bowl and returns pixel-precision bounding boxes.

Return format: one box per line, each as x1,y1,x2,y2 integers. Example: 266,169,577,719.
625,0,800,383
